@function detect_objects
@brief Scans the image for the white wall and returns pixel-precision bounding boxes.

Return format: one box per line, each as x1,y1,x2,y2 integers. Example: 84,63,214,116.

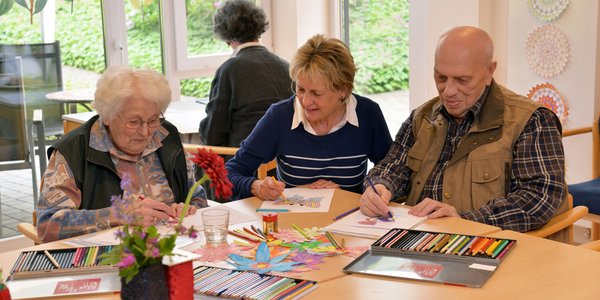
409,0,600,184
409,0,483,109
271,0,337,62
505,0,598,183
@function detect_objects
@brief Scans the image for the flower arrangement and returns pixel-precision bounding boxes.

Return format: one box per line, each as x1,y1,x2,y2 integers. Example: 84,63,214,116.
100,148,233,283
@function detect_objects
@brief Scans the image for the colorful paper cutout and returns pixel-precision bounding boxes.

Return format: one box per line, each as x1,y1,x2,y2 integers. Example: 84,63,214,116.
227,242,299,274
527,0,570,22
527,82,569,122
526,24,570,78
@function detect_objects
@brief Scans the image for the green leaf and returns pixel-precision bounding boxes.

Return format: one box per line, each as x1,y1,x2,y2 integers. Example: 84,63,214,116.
120,265,139,284
34,0,47,14
14,0,26,9
0,0,15,17
99,243,127,265
158,235,176,256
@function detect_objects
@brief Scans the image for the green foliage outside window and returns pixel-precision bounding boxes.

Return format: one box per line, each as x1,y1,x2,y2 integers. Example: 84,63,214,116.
0,0,409,98
349,0,409,94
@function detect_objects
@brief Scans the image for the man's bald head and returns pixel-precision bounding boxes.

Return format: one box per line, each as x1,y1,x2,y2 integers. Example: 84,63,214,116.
436,26,494,67
433,26,497,123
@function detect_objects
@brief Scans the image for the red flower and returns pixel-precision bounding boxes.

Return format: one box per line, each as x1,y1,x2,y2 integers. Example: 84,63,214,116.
190,148,233,200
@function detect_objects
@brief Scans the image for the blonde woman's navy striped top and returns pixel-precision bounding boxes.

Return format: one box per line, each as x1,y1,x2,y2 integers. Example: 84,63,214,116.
226,94,393,200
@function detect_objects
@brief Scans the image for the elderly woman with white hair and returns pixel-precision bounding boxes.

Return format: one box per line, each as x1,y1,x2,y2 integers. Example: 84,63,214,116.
36,65,207,243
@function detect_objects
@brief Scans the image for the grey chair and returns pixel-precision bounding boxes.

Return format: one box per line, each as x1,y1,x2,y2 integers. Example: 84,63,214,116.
0,56,47,203
0,41,64,144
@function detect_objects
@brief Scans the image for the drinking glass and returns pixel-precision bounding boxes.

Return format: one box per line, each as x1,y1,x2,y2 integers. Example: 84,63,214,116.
201,209,229,245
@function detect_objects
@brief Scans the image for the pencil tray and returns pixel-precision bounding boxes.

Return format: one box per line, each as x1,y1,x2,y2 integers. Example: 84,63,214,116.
343,228,517,288
9,246,117,280
193,266,318,299
371,228,516,262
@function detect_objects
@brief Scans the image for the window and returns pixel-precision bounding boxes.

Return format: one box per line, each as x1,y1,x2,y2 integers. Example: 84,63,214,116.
164,0,271,100
340,0,409,94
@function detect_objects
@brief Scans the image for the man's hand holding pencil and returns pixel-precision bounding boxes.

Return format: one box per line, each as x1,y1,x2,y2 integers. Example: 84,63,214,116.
359,176,393,218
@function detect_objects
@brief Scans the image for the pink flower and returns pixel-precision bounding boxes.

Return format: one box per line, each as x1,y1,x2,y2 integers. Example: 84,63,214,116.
117,253,136,268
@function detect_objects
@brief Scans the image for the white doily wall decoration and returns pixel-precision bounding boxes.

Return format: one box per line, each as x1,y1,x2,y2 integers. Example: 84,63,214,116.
527,0,570,22
526,25,570,78
527,82,569,122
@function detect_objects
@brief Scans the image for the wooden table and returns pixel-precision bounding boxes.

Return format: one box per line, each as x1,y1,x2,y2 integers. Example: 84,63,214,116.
310,230,600,299
61,100,206,143
5,190,598,299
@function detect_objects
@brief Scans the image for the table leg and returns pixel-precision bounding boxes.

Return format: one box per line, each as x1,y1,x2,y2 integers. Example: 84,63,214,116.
80,102,93,112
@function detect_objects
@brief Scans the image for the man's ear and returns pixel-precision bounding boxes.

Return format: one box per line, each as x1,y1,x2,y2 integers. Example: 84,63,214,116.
486,61,497,85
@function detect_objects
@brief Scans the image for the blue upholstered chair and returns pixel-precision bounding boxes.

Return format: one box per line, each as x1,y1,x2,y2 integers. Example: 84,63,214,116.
564,114,600,240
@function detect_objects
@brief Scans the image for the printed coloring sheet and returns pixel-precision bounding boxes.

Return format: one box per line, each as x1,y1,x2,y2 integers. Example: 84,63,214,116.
259,188,335,213
324,206,427,238
337,206,426,230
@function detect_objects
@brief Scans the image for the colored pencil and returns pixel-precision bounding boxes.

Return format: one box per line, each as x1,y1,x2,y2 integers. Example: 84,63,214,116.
325,231,342,249
332,206,360,221
291,223,311,240
255,208,290,213
271,176,287,201
228,230,261,243
44,250,61,269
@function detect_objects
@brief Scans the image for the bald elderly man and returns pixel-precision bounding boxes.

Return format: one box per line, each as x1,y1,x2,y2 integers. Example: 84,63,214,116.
360,26,567,238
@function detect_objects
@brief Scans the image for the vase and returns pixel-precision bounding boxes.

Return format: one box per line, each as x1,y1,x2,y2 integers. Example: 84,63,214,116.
0,287,11,300
120,263,168,300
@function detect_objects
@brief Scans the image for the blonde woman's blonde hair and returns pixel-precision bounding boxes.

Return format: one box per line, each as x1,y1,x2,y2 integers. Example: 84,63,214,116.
289,34,356,95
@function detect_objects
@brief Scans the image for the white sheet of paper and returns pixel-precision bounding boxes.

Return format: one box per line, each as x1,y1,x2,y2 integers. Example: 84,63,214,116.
64,229,120,247
324,206,426,239
176,205,258,230
259,188,334,213
65,205,258,248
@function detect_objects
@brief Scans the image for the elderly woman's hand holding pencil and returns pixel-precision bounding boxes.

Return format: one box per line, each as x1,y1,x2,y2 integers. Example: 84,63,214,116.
250,176,286,201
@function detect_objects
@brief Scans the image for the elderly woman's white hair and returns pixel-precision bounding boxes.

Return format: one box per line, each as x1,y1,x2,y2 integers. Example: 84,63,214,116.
93,65,171,120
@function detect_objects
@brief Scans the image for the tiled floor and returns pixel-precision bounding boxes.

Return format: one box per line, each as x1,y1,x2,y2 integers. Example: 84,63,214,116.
0,90,411,240
0,169,36,238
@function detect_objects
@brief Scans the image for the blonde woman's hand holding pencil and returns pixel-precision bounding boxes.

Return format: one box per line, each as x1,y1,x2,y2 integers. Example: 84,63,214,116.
250,177,285,201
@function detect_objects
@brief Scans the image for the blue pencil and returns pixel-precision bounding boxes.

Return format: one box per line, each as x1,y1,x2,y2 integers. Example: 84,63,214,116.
332,207,360,221
255,208,290,212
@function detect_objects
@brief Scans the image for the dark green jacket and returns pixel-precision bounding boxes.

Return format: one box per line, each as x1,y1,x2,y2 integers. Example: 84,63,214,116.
49,115,188,209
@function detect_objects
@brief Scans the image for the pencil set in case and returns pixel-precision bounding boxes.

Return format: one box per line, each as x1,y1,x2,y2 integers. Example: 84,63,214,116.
193,266,317,299
9,246,117,280
371,228,516,260
344,228,517,288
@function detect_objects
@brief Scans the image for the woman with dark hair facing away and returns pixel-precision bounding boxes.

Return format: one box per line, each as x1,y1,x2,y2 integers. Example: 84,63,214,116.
199,0,293,149
226,34,393,200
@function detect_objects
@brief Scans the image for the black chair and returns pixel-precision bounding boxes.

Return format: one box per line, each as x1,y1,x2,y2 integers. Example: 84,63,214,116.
0,41,64,143
0,56,47,203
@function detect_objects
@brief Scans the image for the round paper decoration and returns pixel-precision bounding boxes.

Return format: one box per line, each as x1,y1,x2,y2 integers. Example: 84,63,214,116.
527,0,570,22
527,82,569,122
526,25,570,78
